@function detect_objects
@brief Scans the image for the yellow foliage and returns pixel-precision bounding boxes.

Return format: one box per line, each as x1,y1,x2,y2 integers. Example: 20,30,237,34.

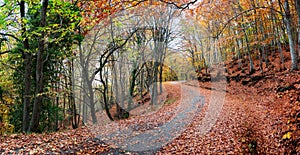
0,96,14,134
0,123,14,135
282,132,292,140
0,104,14,135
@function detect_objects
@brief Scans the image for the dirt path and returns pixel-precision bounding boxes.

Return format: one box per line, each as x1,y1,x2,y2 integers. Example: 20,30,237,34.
100,81,269,154
157,81,251,154
156,81,292,154
0,81,297,154
92,82,204,153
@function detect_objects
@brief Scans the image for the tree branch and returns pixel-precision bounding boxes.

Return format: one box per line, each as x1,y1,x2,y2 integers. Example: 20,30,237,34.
0,50,11,55
159,0,198,9
0,32,21,42
214,6,284,39
94,28,138,76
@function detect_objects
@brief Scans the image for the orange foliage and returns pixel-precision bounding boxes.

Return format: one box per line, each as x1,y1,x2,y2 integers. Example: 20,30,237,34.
77,0,198,34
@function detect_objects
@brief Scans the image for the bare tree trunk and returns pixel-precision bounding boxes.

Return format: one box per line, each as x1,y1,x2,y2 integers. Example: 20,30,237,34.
237,2,255,74
283,0,298,70
81,63,97,124
78,33,98,124
87,80,97,123
243,29,255,74
151,51,159,105
295,0,300,58
70,59,78,128
129,66,137,102
101,70,114,121
81,79,87,124
111,55,119,118
234,31,242,69
140,52,145,99
270,0,285,68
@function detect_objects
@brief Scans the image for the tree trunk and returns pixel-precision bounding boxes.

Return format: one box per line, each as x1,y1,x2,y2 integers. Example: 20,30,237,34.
111,56,120,118
237,3,255,74
151,60,159,105
158,60,163,94
295,0,300,59
55,83,59,130
87,80,97,123
80,63,98,124
28,0,48,132
69,59,78,128
81,79,87,125
20,0,32,133
242,24,255,74
284,0,298,70
270,0,285,68
99,65,114,121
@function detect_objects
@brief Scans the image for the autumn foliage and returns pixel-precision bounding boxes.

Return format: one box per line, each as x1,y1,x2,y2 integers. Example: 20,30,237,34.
1,0,300,154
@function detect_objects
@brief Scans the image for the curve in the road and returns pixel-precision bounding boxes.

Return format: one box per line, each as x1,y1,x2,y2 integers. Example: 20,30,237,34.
96,83,205,153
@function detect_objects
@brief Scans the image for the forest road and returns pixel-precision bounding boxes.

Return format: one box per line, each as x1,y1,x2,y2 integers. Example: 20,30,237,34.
97,81,207,154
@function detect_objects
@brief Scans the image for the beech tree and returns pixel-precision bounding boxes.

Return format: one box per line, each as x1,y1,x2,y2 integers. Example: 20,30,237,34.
282,0,298,70
185,0,299,74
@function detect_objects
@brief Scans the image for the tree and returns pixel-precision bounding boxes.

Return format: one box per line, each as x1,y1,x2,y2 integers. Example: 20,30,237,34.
282,0,298,70
19,0,32,132
76,25,108,124
187,0,299,74
0,0,83,132
27,0,49,132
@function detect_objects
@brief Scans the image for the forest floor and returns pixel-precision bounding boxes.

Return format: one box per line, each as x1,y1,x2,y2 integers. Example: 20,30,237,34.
157,70,300,154
0,51,300,154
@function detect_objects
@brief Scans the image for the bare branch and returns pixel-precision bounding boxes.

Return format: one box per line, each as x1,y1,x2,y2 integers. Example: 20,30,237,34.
214,6,284,39
159,0,198,9
94,28,138,76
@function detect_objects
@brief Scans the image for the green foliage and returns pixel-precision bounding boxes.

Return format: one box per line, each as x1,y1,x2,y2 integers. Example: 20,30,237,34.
3,0,84,133
9,103,23,133
0,0,19,30
38,100,64,132
0,53,16,134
